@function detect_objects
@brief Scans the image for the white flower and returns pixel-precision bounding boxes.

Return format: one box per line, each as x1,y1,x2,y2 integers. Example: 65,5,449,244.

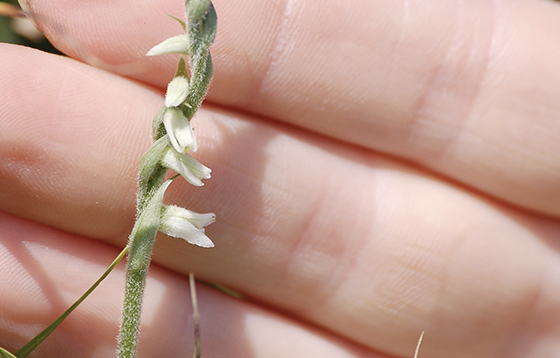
160,205,215,248
165,76,189,108
163,108,197,153
161,147,211,186
146,34,189,56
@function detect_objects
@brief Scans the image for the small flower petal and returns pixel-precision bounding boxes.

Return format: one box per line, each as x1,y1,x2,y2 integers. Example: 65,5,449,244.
146,34,189,56
160,205,215,248
163,108,197,153
165,205,216,229
161,148,211,186
165,76,189,108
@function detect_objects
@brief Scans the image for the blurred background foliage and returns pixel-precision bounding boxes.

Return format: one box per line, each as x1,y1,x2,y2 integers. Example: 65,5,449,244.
0,0,60,54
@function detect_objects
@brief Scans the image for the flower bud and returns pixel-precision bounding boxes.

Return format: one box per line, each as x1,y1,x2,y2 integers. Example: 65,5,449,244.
146,34,189,56
165,76,189,108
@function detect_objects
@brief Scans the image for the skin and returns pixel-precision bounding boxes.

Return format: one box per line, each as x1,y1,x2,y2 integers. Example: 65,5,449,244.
1,0,560,357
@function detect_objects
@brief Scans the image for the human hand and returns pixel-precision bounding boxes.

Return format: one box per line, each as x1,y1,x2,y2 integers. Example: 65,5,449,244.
2,0,560,357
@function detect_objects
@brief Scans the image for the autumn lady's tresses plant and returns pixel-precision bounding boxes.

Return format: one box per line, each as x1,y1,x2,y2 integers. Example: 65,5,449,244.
117,1,217,357
0,2,216,357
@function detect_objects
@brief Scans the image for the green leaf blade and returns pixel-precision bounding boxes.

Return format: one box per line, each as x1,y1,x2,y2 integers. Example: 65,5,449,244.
13,246,128,358
0,347,17,358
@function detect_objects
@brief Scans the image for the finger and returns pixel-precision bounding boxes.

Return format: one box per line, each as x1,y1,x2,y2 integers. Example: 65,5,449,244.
23,0,560,216
3,45,560,357
167,155,560,358
0,44,156,242
0,211,380,358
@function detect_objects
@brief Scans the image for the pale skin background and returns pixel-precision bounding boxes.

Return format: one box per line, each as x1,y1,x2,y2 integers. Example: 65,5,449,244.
1,0,560,357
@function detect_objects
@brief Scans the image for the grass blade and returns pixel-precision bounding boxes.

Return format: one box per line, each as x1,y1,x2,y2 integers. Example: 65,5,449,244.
14,245,129,357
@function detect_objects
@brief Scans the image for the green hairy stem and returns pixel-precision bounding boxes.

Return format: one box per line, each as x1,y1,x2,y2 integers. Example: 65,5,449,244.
117,1,217,357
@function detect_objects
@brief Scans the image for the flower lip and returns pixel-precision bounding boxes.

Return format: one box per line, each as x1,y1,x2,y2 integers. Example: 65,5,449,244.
163,108,197,153
161,147,211,187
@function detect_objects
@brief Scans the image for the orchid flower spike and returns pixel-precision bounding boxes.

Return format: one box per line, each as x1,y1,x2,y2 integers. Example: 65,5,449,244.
118,1,217,357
